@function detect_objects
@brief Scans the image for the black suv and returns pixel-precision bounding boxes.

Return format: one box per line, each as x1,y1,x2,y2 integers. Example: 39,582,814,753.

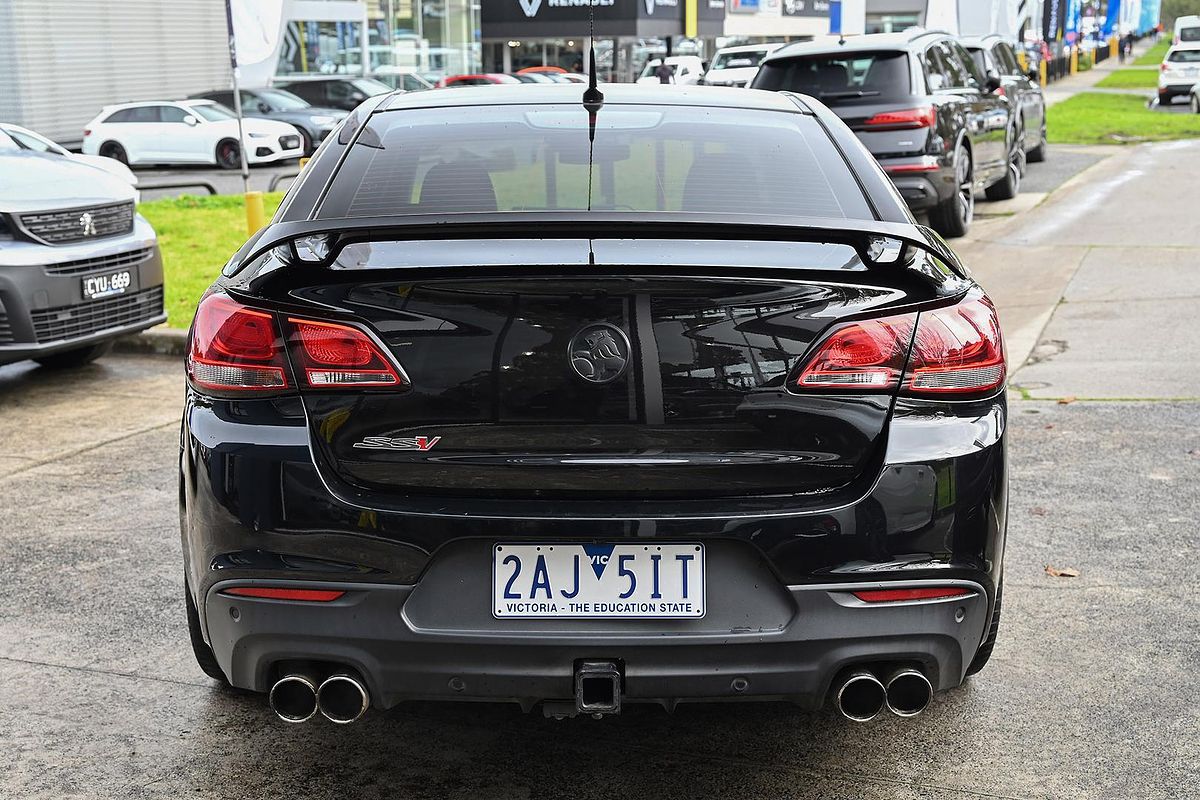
962,35,1048,167
273,77,394,112
752,30,1016,238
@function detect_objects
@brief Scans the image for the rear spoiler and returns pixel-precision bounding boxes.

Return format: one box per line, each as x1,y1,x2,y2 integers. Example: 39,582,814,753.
227,212,960,277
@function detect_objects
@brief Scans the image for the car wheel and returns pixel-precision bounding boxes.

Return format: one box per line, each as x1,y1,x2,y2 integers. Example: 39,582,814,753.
1192,94,1200,114
1027,117,1048,163
216,139,241,170
32,341,113,369
966,580,1003,676
985,124,1023,201
929,145,973,239
186,581,230,684
298,128,314,155
99,141,128,165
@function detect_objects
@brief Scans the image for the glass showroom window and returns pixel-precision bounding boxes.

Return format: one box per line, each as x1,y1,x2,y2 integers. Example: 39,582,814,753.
368,0,480,84
277,20,368,76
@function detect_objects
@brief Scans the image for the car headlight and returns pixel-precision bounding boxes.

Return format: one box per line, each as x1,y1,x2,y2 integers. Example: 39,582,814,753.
310,115,336,125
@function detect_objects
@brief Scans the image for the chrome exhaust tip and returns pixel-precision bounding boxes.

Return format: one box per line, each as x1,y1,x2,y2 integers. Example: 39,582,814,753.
834,669,887,723
269,674,319,723
317,673,370,724
885,667,933,718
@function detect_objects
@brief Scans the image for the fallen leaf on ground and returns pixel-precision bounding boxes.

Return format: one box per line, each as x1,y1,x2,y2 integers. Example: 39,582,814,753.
1045,565,1080,578
1030,506,1047,516
1057,396,1077,405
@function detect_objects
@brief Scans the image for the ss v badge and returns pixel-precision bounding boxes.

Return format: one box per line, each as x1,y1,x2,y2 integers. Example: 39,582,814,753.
353,436,441,451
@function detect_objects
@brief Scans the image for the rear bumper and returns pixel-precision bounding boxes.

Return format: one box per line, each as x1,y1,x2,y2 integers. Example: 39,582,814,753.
877,160,955,212
0,219,165,364
205,573,990,709
1158,83,1196,98
181,392,1008,709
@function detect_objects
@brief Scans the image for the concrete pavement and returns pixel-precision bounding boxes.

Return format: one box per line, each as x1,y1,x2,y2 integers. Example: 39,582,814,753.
3,140,1199,799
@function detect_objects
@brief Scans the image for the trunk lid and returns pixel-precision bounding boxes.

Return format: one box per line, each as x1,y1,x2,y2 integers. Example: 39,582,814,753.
267,238,924,508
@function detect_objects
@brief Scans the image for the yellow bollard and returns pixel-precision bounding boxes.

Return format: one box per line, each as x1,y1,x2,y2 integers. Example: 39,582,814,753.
245,190,265,236
1039,59,1048,87
1110,35,1119,59
1070,47,1078,75
299,157,310,169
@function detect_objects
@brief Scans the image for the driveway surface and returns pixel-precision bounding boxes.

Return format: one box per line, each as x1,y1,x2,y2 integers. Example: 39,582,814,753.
2,141,1197,800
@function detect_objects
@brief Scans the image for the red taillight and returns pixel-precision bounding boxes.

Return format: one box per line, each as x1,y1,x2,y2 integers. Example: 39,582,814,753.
904,295,1006,396
794,294,1005,397
221,587,346,602
83,129,92,137
992,86,1006,97
187,293,288,392
287,317,405,388
853,587,972,603
795,313,917,391
884,161,940,174
864,106,936,131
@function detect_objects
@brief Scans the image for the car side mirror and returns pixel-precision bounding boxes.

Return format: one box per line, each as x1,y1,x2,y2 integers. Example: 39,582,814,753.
257,101,271,113
183,115,198,126
985,73,1003,93
350,91,367,103
1027,68,1040,82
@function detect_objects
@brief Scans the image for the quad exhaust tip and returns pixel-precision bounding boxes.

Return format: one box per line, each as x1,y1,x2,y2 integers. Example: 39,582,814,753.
269,674,319,724
317,673,371,724
835,669,887,723
884,667,933,718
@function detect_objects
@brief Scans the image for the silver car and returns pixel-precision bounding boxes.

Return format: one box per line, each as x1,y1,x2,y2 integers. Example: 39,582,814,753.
0,129,165,368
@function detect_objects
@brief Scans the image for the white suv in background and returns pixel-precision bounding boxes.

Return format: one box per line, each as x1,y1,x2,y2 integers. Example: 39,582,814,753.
81,100,304,169
699,42,786,87
1158,45,1200,106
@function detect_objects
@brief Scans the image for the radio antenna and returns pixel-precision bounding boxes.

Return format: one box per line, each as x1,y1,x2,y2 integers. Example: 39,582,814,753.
582,3,604,113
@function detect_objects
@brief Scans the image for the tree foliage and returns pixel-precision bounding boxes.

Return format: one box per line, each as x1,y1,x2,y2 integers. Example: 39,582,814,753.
1162,0,1200,27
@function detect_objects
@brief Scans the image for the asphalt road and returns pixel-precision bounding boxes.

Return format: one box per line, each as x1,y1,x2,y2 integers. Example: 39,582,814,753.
134,161,303,201
2,142,1198,800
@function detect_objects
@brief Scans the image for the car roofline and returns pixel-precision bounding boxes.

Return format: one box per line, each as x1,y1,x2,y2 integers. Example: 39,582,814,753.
767,28,953,61
375,84,810,114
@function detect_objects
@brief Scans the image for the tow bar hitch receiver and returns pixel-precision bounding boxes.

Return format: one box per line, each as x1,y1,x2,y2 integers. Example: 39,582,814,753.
575,661,622,717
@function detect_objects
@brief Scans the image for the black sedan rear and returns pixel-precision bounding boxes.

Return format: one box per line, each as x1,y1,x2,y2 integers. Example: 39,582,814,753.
179,84,1007,725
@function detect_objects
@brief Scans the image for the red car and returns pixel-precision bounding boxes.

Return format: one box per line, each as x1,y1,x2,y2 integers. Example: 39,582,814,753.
436,74,520,88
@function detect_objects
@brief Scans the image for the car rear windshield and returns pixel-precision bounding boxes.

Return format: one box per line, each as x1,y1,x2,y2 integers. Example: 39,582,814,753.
1181,27,1200,42
753,51,912,105
317,103,873,221
712,50,768,70
1168,49,1200,62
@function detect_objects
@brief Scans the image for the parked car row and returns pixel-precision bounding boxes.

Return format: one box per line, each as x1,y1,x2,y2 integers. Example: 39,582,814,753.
751,29,1048,238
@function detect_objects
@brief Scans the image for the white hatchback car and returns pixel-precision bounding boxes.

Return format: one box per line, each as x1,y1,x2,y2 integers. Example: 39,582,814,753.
82,100,304,169
635,56,706,86
1158,45,1200,106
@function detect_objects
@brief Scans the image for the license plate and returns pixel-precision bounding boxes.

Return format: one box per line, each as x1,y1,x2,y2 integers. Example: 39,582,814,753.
82,269,133,301
492,543,705,619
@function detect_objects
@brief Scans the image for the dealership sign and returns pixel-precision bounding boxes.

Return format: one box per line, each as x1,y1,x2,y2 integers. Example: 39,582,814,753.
484,0,721,37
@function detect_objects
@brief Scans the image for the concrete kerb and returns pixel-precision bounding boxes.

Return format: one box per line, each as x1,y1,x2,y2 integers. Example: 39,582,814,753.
116,323,187,358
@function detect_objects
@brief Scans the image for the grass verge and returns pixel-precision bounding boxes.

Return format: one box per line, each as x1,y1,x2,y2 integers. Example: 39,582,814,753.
1133,41,1170,66
139,193,284,328
1047,92,1200,145
1094,68,1160,89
